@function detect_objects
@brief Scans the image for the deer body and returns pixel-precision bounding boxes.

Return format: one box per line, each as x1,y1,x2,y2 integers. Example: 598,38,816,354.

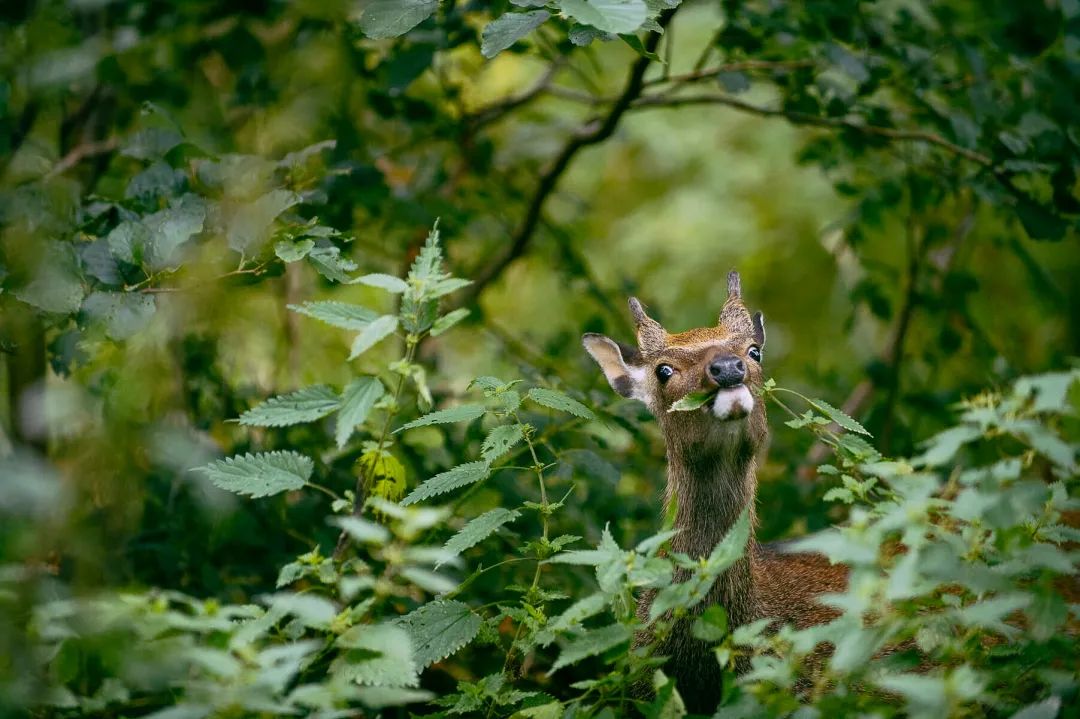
583,273,846,712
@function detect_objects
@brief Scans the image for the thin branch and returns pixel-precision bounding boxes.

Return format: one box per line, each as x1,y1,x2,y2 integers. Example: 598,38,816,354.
643,59,816,87
460,15,674,307
465,59,566,129
45,137,119,180
629,92,994,166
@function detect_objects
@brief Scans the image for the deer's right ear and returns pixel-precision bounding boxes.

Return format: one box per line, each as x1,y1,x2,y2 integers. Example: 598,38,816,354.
582,333,649,402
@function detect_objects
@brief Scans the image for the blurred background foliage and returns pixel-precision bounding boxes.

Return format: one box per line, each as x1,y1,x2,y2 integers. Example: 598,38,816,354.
0,0,1078,714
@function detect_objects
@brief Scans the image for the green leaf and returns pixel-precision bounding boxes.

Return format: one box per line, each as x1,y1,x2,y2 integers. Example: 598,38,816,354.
550,623,631,672
307,245,358,283
1010,697,1062,719
356,273,409,293
145,195,206,269
481,424,526,461
357,0,438,39
267,592,338,629
431,308,470,336
396,404,487,432
238,385,340,427
274,239,314,263
81,292,156,340
402,461,490,505
288,301,378,330
227,189,300,254
195,451,313,498
692,605,729,642
668,389,716,412
15,247,84,314
335,623,419,687
336,377,386,448
355,687,435,709
558,0,648,34
874,673,946,716
349,315,398,360
395,600,482,667
527,388,595,419
809,398,871,436
440,508,521,566
332,516,391,545
122,127,183,160
481,10,550,58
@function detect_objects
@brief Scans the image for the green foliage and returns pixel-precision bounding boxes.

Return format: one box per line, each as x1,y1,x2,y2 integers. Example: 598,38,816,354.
195,451,313,498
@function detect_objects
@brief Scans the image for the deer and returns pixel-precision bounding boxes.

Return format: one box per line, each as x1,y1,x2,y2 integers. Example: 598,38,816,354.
582,271,848,712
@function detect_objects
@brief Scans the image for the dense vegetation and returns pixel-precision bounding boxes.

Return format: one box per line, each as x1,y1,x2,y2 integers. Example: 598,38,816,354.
1,1,1078,717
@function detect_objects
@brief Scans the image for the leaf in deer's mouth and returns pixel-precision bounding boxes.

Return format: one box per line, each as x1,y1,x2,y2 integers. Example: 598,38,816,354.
668,389,718,412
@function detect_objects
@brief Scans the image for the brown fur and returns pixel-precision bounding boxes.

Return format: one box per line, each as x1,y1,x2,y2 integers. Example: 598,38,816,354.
582,272,848,713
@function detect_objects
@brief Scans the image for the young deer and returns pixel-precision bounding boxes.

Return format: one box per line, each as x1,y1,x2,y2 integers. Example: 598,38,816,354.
582,272,847,711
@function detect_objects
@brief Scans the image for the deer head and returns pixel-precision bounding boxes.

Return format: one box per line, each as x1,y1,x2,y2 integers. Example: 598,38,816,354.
582,271,768,455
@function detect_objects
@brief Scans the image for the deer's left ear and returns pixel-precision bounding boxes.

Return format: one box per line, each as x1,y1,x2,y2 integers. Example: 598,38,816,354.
582,333,649,403
752,312,766,347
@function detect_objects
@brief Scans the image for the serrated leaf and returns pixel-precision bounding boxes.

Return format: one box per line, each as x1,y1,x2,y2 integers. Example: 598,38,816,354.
527,388,595,419
336,377,385,448
145,195,206,269
195,451,312,498
307,245,358,283
431,308,470,336
402,461,490,505
550,623,631,672
266,592,338,629
668,389,716,412
810,398,871,436
238,385,340,427
546,593,607,637
288,301,378,330
349,315,398,360
481,424,526,461
274,239,314,263
559,0,647,34
440,508,521,566
396,404,487,432
481,10,550,58
357,0,438,39
335,623,419,687
395,600,481,667
355,273,408,293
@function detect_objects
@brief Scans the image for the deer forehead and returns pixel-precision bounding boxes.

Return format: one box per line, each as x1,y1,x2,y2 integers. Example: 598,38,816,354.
654,338,745,367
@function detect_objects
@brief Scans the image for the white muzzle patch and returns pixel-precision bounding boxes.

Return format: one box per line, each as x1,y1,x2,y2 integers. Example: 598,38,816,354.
711,385,754,421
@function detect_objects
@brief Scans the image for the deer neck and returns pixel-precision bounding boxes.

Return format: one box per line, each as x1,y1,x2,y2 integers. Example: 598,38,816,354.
663,431,760,622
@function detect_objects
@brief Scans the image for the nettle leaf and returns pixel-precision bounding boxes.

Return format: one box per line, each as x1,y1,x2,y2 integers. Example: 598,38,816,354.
527,388,595,420
669,389,716,412
357,0,438,39
396,600,482,667
349,315,398,360
238,385,340,427
440,508,521,566
481,424,526,462
558,0,648,35
431,308,470,336
402,461,490,505
481,10,550,58
196,451,312,498
335,623,419,687
810,398,871,436
396,404,487,432
81,292,156,340
336,377,386,448
550,623,631,672
288,301,378,330
356,273,408,293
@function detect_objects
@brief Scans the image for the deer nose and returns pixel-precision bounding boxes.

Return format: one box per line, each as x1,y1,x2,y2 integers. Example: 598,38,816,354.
708,355,745,388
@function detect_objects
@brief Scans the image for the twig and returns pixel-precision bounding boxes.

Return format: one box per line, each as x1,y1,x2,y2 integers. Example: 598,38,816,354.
629,92,994,166
643,59,816,87
459,14,674,308
466,59,566,129
45,137,120,179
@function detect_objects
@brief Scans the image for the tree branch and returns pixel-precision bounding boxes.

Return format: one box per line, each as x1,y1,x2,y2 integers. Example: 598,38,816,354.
459,16,673,307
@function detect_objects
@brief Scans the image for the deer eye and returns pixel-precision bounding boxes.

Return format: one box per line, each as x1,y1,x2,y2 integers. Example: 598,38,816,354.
655,364,675,383
748,346,762,363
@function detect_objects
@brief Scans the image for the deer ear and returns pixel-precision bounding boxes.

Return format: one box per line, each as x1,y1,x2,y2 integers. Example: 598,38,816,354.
582,333,649,402
752,311,766,347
